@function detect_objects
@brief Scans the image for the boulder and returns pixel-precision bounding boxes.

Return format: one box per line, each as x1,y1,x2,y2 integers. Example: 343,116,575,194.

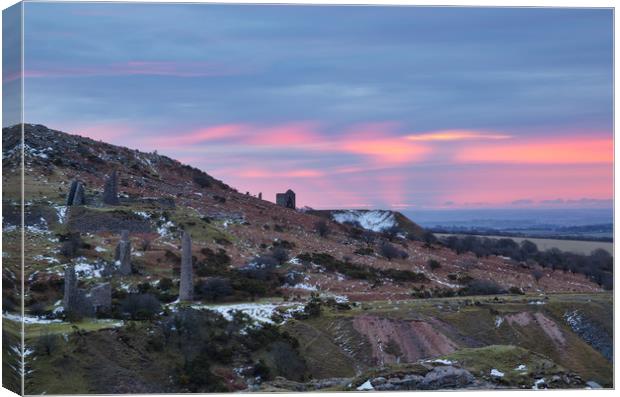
420,366,474,390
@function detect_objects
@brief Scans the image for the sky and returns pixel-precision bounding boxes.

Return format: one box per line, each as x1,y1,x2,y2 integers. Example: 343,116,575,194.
4,3,614,210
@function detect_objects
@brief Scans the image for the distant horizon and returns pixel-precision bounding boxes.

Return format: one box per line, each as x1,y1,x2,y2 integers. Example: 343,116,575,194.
4,4,613,210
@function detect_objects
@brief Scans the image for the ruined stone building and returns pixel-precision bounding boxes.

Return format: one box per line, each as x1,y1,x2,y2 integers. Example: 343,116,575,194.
63,265,111,315
276,189,296,209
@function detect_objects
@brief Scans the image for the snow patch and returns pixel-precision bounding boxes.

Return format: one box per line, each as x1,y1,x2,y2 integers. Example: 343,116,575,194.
288,283,318,291
431,359,455,365
73,258,105,279
332,210,396,232
490,369,505,378
356,380,374,391
532,378,546,390
3,312,62,324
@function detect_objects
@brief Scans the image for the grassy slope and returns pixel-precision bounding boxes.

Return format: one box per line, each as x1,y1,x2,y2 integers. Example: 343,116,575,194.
284,293,613,387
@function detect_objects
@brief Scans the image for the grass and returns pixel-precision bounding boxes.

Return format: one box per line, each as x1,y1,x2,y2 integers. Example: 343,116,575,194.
441,345,563,387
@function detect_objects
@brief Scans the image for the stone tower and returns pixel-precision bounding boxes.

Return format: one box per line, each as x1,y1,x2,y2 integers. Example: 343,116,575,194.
63,265,78,311
66,180,86,206
179,231,193,301
276,189,296,209
102,170,120,205
115,230,132,275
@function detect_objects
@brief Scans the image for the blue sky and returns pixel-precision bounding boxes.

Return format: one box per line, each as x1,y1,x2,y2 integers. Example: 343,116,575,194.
5,3,614,209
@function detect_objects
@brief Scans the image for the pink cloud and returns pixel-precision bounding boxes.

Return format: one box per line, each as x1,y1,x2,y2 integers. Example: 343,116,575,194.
455,136,612,164
406,129,512,141
236,168,324,179
152,124,249,146
241,122,323,146
339,123,431,164
7,61,247,82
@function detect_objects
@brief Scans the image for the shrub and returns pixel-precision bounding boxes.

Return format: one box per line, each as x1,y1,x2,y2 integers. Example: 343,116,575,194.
201,278,233,302
59,232,83,258
120,293,161,320
428,259,441,270
36,331,59,356
192,172,212,188
139,237,152,252
314,220,329,238
159,277,173,291
303,293,322,318
460,279,506,296
354,247,374,256
271,247,289,265
531,269,544,282
379,242,406,261
508,286,525,295
253,359,272,381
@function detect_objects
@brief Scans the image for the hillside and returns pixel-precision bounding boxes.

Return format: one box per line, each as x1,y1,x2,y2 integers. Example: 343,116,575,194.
1,124,613,393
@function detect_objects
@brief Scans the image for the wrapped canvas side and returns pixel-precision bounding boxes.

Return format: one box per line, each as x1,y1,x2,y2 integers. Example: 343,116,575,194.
2,2,24,396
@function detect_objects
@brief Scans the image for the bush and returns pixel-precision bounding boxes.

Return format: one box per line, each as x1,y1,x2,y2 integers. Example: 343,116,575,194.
298,252,428,284
201,278,233,302
120,293,161,320
271,247,289,265
192,172,212,188
36,331,59,356
159,277,173,291
59,232,83,258
428,259,441,270
139,237,152,252
531,269,544,282
354,247,374,256
314,220,329,238
460,279,506,296
379,242,407,261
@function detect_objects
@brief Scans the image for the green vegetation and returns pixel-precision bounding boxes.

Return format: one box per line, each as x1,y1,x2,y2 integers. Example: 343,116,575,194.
297,252,428,283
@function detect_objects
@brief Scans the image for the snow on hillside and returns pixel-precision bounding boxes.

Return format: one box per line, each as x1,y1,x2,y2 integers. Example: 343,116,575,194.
332,210,396,232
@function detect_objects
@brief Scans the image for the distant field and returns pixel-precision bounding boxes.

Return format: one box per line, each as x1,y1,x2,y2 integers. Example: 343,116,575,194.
435,233,613,255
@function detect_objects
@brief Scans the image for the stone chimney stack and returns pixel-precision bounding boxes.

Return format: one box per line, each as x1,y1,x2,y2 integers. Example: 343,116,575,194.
115,230,132,275
63,265,78,312
102,171,120,205
179,231,193,301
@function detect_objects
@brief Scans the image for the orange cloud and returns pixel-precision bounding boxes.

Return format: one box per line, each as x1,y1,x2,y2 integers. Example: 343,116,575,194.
455,137,612,164
406,129,512,141
339,124,431,164
236,168,324,178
